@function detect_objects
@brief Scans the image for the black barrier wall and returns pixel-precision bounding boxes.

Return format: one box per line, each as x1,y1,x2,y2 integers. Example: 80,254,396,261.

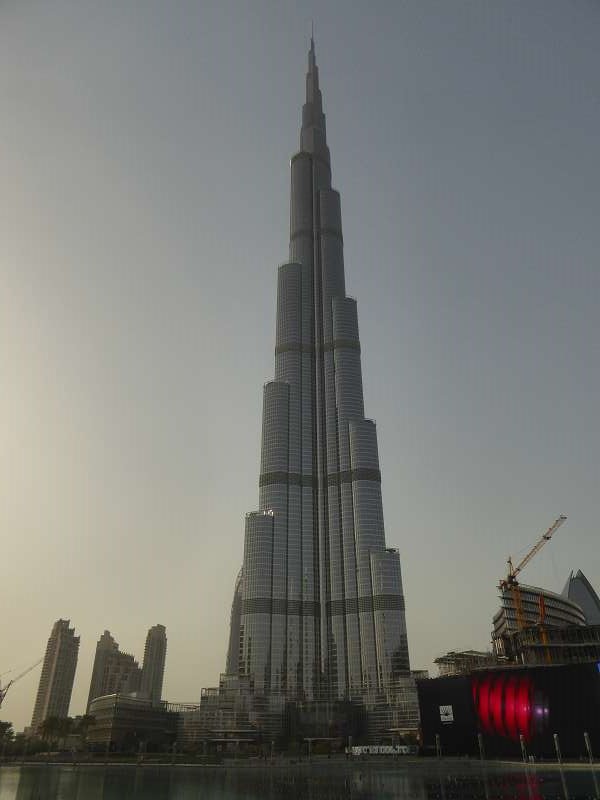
417,662,600,759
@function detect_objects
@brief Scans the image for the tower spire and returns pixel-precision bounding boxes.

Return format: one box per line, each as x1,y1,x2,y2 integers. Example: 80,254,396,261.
301,31,328,161
307,27,317,81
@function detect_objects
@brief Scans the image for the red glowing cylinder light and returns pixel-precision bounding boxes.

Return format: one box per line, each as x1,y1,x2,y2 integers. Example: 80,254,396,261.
471,672,538,742
516,675,533,739
504,674,519,741
489,676,505,737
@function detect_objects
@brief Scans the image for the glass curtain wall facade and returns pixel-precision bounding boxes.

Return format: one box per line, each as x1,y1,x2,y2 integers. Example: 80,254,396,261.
229,41,411,715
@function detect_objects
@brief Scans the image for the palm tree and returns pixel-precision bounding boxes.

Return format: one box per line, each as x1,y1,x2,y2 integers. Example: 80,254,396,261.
57,717,73,750
0,721,14,743
1,721,14,762
40,716,61,747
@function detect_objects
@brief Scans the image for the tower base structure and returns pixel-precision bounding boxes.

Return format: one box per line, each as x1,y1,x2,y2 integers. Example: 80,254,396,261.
191,674,420,747
360,677,421,742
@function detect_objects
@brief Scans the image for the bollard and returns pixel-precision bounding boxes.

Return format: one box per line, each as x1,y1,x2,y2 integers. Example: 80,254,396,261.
478,733,485,761
584,731,599,800
435,734,442,759
554,733,562,764
584,732,594,764
559,765,570,800
519,734,527,764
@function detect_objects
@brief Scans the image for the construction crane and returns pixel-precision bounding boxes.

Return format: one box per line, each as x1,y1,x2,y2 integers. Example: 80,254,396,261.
499,514,567,632
0,658,43,710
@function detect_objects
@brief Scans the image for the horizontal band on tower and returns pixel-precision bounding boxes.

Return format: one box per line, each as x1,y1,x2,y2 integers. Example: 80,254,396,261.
259,472,317,488
326,468,381,486
326,595,406,616
275,338,360,356
290,150,331,172
322,338,360,353
275,342,314,355
290,226,343,243
241,598,320,616
259,467,381,488
241,595,403,617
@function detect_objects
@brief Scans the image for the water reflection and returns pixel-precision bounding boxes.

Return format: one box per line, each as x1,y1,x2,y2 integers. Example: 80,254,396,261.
1,764,599,800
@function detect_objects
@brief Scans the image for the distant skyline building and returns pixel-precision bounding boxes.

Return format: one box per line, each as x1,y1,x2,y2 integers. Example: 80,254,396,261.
225,40,415,735
562,569,600,625
87,630,142,710
30,619,79,730
141,624,167,706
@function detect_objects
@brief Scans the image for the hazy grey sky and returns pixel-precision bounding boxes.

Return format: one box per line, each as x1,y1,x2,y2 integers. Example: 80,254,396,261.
1,1,598,731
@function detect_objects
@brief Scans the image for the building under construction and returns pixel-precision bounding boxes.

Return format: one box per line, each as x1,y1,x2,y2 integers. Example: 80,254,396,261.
510,622,600,666
493,582,587,661
433,517,600,672
493,570,600,666
489,516,600,667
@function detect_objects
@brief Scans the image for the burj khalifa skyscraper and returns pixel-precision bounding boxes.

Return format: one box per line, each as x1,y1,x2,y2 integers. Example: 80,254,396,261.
225,39,417,737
